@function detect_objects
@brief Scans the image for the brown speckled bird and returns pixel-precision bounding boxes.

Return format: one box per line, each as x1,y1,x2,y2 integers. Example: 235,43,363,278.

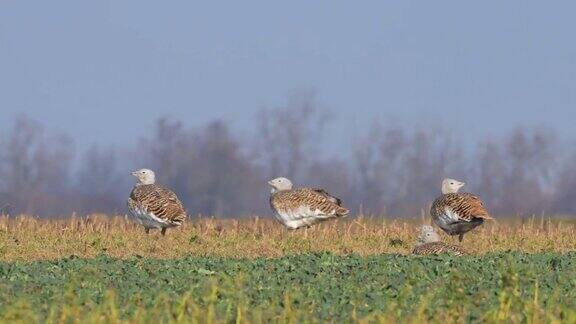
431,178,493,242
127,169,187,235
268,177,349,229
412,225,467,256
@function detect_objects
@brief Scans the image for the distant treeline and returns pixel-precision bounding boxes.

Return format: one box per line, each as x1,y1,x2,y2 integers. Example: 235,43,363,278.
0,92,573,217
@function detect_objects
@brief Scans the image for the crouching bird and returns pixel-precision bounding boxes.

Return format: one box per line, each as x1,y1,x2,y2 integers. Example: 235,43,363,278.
412,225,467,256
431,178,493,242
268,177,349,229
127,168,187,235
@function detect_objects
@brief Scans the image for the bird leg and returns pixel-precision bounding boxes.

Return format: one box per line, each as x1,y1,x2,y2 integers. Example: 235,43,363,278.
145,228,150,234
161,228,167,236
458,233,464,242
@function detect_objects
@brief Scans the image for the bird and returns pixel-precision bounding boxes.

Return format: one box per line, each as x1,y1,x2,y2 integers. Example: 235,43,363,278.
268,177,349,229
430,178,493,242
127,168,187,235
412,225,467,256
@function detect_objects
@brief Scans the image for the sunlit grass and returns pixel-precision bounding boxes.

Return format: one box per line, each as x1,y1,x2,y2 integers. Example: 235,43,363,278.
0,214,574,261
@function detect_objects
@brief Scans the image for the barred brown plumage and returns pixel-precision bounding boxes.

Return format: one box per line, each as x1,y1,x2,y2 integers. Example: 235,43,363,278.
412,242,467,256
311,188,343,206
431,178,493,242
127,169,187,235
412,225,467,256
268,177,349,229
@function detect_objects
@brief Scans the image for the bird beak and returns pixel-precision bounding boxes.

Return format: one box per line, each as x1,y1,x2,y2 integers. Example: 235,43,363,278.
460,182,466,187
267,180,274,186
131,171,138,177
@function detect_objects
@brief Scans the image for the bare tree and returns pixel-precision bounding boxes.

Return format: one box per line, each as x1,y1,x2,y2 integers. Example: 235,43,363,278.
472,140,507,212
0,111,572,218
351,122,464,216
139,118,192,183
74,145,125,213
0,115,74,215
351,122,395,214
137,118,263,216
554,150,576,214
255,90,331,182
77,145,120,194
501,128,557,214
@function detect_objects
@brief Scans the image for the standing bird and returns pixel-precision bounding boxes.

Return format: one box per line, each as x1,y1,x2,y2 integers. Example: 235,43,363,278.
431,178,493,242
127,169,187,235
412,225,467,256
268,177,349,229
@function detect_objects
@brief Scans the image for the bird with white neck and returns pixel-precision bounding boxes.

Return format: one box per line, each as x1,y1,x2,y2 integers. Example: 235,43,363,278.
268,177,348,229
127,168,187,235
430,178,493,242
412,225,467,255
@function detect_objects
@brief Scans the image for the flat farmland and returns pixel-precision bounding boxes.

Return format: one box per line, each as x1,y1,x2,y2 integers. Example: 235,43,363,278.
0,215,574,323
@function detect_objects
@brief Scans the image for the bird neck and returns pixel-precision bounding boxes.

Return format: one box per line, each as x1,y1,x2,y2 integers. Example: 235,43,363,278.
271,187,292,194
442,189,459,195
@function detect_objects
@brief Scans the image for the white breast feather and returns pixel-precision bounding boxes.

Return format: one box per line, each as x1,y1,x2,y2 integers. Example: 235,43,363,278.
130,206,170,228
275,204,330,229
435,207,461,231
444,207,460,221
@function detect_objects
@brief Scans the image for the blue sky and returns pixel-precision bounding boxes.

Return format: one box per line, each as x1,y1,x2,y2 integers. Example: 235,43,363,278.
1,1,575,149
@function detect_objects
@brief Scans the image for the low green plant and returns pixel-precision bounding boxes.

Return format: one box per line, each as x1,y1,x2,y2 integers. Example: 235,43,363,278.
0,252,574,322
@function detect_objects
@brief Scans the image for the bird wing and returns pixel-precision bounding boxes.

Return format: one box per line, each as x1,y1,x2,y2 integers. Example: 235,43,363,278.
270,188,349,228
129,185,187,225
431,193,492,223
311,188,343,206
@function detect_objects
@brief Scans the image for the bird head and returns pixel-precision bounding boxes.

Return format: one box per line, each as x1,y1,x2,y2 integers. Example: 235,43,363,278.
416,225,441,245
441,178,465,194
132,168,156,185
268,177,293,193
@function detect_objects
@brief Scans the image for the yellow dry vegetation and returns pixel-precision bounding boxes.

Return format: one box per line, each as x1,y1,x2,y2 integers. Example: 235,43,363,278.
0,214,574,261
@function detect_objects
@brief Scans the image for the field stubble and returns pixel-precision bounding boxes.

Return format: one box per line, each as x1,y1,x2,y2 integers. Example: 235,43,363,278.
0,214,574,261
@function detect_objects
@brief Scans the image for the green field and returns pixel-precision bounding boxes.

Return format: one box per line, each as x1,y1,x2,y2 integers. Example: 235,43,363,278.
1,252,574,323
